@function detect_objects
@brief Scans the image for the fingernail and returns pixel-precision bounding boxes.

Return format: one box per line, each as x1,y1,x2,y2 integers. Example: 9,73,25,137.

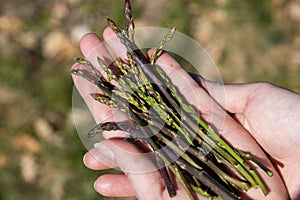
93,179,98,191
94,143,115,161
82,153,88,166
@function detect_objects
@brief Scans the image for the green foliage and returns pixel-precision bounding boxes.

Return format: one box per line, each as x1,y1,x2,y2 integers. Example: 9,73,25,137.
225,0,274,27
161,0,192,35
0,59,27,86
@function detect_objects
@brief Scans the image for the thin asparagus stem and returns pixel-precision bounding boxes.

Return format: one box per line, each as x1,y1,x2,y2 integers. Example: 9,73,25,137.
124,0,134,43
237,150,274,177
191,176,216,198
170,162,196,200
150,27,176,65
156,156,177,197
177,157,241,200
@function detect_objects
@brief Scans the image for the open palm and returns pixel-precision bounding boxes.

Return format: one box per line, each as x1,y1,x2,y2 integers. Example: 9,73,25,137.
72,28,300,199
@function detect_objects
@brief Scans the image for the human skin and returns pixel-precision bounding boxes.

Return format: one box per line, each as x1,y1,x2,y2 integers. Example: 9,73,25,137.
72,27,300,200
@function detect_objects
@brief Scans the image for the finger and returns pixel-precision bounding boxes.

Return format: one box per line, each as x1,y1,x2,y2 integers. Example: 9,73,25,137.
72,63,113,123
83,147,117,170
83,136,153,171
103,27,127,59
92,140,166,199
94,174,205,200
190,73,256,114
95,174,136,197
72,63,128,124
80,32,123,79
72,34,129,124
80,33,114,71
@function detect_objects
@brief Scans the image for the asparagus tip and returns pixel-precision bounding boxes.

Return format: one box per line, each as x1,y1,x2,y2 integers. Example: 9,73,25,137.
267,171,274,177
71,69,79,75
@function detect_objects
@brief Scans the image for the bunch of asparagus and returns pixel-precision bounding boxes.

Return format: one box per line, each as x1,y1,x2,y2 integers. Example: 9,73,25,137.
72,0,273,199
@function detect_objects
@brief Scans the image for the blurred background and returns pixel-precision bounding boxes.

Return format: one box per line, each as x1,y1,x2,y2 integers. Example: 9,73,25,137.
0,0,299,199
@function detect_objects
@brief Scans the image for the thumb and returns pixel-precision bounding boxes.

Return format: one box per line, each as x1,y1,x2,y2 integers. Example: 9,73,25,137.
190,73,257,114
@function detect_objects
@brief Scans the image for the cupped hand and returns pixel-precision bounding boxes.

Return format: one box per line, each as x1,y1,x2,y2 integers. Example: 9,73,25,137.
191,75,300,199
72,27,299,200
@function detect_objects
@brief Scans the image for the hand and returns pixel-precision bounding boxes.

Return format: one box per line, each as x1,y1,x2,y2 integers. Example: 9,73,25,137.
190,75,300,200
72,27,299,199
